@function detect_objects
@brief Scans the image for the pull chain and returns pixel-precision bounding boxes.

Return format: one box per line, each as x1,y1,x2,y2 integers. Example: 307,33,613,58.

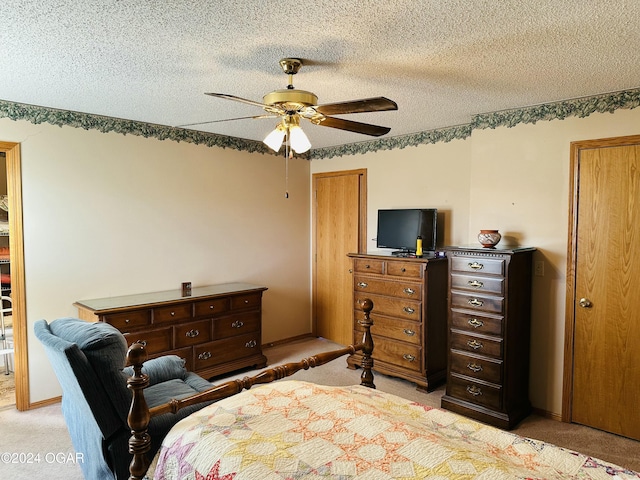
284,129,290,198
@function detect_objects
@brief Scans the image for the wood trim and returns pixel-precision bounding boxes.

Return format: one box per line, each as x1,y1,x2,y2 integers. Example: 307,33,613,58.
562,134,640,422
0,141,28,411
262,333,316,349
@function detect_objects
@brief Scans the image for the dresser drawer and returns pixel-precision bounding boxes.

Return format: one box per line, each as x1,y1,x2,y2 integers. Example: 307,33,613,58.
355,312,421,345
448,374,502,410
449,351,502,384
386,261,423,279
194,332,261,370
124,327,172,355
450,311,503,336
451,273,504,295
451,292,504,315
355,293,421,321
214,311,261,339
372,336,422,373
194,297,229,317
354,276,422,300
450,331,503,359
153,303,192,324
231,293,262,310
353,258,385,274
103,309,150,330
451,256,505,276
174,319,212,347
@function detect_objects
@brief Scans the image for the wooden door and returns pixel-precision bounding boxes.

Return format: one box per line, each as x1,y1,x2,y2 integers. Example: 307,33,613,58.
313,170,366,345
565,136,640,440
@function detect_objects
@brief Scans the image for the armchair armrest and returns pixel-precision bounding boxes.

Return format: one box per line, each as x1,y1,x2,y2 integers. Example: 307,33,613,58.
123,355,187,387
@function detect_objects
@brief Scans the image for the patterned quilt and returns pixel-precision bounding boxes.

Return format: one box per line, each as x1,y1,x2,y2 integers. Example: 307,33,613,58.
148,380,640,479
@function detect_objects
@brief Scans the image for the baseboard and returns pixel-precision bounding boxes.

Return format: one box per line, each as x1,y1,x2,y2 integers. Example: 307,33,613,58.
28,395,61,410
532,406,562,422
263,333,316,349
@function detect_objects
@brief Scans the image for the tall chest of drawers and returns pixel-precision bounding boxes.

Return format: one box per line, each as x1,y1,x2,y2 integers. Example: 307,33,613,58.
346,253,448,391
74,282,268,380
440,247,535,429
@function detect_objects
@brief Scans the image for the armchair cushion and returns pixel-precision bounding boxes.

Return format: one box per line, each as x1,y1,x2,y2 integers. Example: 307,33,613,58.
122,355,188,387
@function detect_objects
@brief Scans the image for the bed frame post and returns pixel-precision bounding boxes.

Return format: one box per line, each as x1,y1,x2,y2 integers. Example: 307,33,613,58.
127,343,151,480
358,298,375,388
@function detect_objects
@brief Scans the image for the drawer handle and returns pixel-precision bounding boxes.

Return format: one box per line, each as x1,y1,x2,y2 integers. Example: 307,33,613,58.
468,298,484,307
198,351,212,360
468,262,484,270
401,267,406,272
467,339,483,350
231,320,244,328
403,306,415,315
403,329,416,337
135,340,147,347
245,340,257,348
244,299,250,304
185,329,199,338
357,282,369,288
402,354,416,362
170,311,176,316
209,305,215,310
365,264,371,269
466,385,482,396
468,318,484,328
403,287,415,296
125,318,131,324
467,363,483,373
468,280,484,288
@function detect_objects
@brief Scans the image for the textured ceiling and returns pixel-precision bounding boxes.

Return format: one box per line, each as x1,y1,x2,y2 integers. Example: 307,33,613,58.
1,0,639,150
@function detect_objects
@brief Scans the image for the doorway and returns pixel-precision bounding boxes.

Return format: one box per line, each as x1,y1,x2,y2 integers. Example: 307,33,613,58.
563,134,640,440
0,142,27,411
312,169,367,345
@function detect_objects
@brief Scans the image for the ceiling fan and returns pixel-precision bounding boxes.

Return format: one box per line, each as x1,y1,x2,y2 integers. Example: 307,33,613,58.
185,58,398,154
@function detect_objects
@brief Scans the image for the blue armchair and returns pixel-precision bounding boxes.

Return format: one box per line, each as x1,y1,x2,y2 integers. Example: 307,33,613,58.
34,317,214,480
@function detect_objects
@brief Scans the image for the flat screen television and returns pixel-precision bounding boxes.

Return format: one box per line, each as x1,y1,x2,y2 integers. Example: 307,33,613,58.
376,208,438,255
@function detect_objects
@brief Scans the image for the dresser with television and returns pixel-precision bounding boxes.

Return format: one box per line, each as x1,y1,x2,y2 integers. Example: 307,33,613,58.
346,252,448,391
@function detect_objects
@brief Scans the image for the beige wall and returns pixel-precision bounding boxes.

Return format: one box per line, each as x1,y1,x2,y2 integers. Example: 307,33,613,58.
0,118,311,403
310,107,640,416
3,104,639,410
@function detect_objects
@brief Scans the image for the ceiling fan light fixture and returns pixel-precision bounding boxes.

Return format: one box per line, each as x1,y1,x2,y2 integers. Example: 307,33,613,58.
289,124,311,153
263,123,286,152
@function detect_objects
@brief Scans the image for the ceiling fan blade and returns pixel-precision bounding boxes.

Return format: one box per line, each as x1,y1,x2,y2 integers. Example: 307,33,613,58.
315,116,391,136
205,93,284,115
315,97,398,115
176,114,278,128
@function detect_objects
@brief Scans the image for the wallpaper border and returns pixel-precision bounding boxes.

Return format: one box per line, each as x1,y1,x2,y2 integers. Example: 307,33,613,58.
1,87,639,160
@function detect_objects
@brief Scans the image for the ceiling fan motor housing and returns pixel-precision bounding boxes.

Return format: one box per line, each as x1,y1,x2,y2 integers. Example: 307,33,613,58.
263,89,318,110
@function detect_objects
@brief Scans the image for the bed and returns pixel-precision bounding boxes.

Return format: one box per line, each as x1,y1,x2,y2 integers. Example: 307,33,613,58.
126,299,640,480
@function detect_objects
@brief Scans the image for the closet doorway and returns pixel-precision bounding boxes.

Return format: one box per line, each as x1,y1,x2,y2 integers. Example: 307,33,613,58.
0,142,27,411
312,169,367,345
564,134,640,440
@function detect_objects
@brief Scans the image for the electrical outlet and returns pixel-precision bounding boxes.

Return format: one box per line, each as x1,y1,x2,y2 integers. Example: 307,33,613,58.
535,260,545,277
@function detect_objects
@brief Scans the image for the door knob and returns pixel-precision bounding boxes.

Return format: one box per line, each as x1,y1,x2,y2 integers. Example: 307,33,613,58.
579,298,592,308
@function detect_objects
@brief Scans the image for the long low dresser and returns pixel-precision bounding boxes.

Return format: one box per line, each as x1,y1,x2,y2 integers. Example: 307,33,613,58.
74,282,268,380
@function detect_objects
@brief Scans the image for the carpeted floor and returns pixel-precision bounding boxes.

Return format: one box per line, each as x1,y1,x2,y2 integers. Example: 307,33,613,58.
0,336,638,480
0,371,15,408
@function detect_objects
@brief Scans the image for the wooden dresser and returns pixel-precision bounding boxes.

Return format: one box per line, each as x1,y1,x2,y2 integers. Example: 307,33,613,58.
440,246,535,429
346,253,448,391
74,282,268,380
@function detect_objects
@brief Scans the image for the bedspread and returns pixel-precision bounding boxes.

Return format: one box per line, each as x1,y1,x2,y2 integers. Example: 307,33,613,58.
149,380,639,479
